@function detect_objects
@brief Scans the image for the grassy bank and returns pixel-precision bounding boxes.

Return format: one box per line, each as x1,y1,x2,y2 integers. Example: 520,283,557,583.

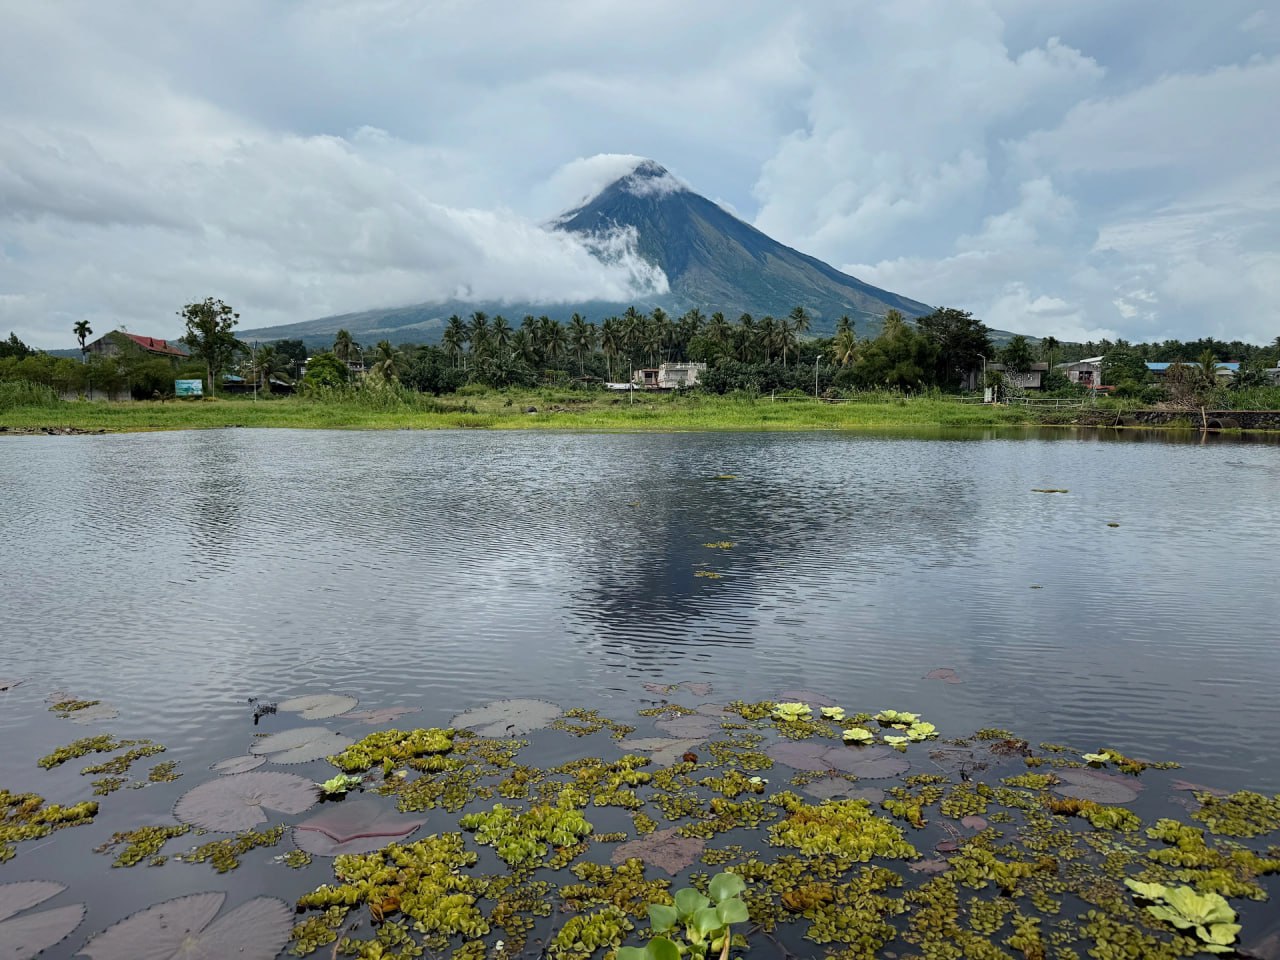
0,388,1054,433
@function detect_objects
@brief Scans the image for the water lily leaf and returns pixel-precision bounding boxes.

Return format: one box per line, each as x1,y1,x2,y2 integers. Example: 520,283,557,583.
775,690,838,708
830,747,910,779
960,816,988,830
174,771,317,831
450,699,562,737
293,798,427,856
210,755,266,776
342,706,421,726
612,828,705,876
0,881,86,960
248,727,354,764
655,715,721,738
923,668,962,684
927,746,987,775
619,737,705,766
800,774,863,802
1053,768,1142,805
695,703,730,718
278,694,358,720
1171,779,1230,798
909,859,951,875
765,740,834,772
78,892,291,960
682,682,713,697
0,678,23,693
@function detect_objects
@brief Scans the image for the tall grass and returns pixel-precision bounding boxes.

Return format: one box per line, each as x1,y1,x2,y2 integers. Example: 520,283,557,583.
0,379,61,411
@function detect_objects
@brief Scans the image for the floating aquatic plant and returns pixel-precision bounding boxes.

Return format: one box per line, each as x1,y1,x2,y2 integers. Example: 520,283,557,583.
342,705,421,725
1191,790,1280,838
96,823,190,867
179,824,285,872
249,727,355,764
611,828,705,876
1,790,97,862
1054,767,1143,805
451,699,563,737
210,754,266,775
819,706,845,721
278,693,359,720
626,873,749,960
0,880,85,959
1124,880,1241,952
173,771,317,832
841,727,875,744
619,737,706,767
923,667,963,684
79,891,292,960
459,802,593,868
319,773,362,797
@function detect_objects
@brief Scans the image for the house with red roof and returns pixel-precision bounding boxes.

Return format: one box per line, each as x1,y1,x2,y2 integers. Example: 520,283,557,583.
87,330,190,360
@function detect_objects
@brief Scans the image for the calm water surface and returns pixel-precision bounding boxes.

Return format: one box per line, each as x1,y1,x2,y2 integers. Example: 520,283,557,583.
1,428,1278,952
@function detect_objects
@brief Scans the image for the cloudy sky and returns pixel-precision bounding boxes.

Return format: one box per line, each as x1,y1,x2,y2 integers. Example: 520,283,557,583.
3,1,1277,349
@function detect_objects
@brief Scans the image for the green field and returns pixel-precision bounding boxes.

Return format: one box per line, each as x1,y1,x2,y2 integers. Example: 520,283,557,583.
1,389,1055,434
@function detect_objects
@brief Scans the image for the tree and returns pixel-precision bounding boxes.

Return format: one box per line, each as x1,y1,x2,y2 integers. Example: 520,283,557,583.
442,315,467,367
915,307,992,389
332,327,358,363
1103,349,1148,388
178,298,241,397
252,345,293,394
1000,335,1034,373
568,313,594,374
73,321,92,361
853,310,935,390
368,340,404,383
302,352,350,390
0,333,35,360
831,316,857,367
600,317,623,381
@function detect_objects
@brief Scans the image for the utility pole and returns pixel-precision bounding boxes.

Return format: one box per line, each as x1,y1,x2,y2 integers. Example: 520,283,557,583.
814,354,823,399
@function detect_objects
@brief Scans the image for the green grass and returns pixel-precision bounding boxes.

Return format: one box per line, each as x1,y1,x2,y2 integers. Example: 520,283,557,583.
0,387,1054,434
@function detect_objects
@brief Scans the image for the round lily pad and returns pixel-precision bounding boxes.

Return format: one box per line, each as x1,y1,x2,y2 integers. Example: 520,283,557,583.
174,771,318,832
775,689,839,708
293,798,427,857
248,727,354,764
343,706,421,726
1053,768,1142,805
655,715,721,738
78,892,291,960
611,828,705,876
210,755,266,776
0,881,85,960
278,694,358,720
450,699,562,737
766,740,836,772
830,746,910,779
619,737,705,766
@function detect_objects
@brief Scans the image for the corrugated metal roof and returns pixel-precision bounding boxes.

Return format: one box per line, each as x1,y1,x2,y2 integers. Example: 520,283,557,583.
1145,362,1239,371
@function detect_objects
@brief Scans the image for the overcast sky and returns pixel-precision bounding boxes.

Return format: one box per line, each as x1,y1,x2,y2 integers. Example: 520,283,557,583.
3,1,1278,349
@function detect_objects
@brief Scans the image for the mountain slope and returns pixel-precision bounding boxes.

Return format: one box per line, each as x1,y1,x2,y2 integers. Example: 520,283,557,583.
241,159,933,345
553,160,931,327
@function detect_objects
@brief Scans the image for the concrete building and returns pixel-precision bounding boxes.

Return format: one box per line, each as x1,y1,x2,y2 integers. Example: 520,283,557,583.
633,362,707,389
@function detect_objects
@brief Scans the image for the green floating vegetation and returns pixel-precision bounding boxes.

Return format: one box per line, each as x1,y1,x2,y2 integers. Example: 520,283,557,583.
459,801,593,868
48,698,100,716
283,848,313,869
179,824,285,872
81,743,166,776
96,823,191,867
327,727,456,773
37,734,147,770
278,702,1280,960
1,788,98,861
148,760,182,783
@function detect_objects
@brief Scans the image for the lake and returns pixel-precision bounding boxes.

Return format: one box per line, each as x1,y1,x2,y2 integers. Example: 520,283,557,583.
2,427,1278,957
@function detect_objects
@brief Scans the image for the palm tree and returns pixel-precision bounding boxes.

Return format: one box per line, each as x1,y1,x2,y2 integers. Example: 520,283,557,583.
621,307,645,375
252,344,293,394
568,313,594,374
333,329,358,366
832,316,857,367
648,308,672,363
468,312,490,360
779,319,799,367
491,315,513,356
511,328,537,368
442,315,467,368
706,312,730,355
73,320,92,361
677,308,705,360
736,314,756,362
786,306,810,365
368,340,404,384
1195,349,1220,389
540,316,568,368
758,315,778,363
600,317,622,381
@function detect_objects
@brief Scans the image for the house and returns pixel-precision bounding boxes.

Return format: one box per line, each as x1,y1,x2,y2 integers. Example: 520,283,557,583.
87,331,190,360
1145,361,1239,381
965,362,1048,391
632,362,707,389
1057,356,1104,386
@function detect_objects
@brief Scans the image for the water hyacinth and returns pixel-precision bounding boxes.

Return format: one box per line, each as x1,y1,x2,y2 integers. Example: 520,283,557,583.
842,727,875,744
771,702,812,722
820,707,845,721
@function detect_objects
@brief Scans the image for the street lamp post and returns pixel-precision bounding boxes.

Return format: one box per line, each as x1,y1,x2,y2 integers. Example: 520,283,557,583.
977,353,987,400
814,354,823,399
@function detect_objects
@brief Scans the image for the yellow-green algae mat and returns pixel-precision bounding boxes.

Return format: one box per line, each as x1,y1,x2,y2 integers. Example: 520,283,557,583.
5,699,1280,960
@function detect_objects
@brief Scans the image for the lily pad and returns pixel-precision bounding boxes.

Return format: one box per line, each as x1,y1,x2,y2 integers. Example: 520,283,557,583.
0,881,85,960
210,755,266,776
278,694,358,720
293,798,427,856
800,774,875,802
343,706,421,726
1171,779,1230,798
78,892,291,960
832,747,910,780
0,678,24,693
927,746,987,775
619,737,705,766
655,715,722,738
643,681,713,697
960,816,988,830
1053,768,1142,805
923,668,962,684
611,828,705,875
766,740,838,772
909,859,952,875
174,771,318,832
451,699,562,737
248,727,354,764
775,689,838,708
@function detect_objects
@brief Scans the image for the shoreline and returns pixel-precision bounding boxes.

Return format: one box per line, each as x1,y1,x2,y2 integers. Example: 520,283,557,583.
1,394,1276,435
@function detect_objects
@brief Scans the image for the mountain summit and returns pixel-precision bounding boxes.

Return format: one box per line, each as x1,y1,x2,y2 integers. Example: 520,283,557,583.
240,159,932,345
551,159,931,329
